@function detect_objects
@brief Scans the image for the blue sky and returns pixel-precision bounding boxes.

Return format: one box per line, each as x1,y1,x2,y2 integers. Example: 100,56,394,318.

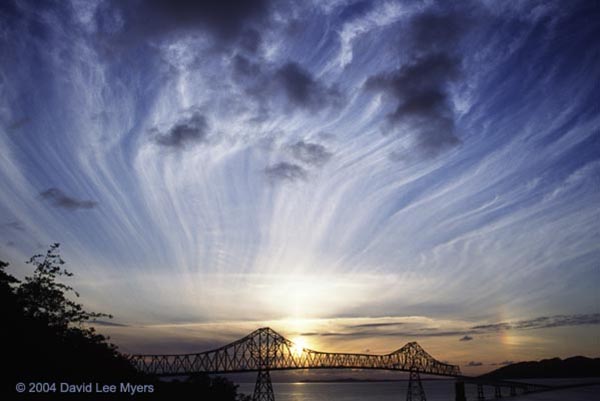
0,0,598,373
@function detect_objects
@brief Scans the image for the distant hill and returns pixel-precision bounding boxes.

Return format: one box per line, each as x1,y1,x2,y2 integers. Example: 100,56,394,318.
481,356,600,379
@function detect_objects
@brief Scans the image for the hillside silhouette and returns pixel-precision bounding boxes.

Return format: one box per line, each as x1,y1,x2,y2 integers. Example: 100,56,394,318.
481,356,600,380
1,244,249,400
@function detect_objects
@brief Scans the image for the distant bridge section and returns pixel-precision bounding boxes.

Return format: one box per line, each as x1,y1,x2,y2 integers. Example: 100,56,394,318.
129,327,461,377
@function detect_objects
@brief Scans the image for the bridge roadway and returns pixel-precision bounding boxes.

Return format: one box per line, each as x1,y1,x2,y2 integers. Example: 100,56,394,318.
129,327,460,376
128,327,552,400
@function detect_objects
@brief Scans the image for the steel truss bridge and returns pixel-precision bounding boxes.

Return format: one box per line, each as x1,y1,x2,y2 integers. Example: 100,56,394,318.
129,327,553,401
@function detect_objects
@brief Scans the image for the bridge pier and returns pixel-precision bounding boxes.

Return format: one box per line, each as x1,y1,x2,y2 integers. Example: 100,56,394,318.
252,369,275,401
477,384,485,400
454,381,466,401
406,370,427,401
494,386,502,398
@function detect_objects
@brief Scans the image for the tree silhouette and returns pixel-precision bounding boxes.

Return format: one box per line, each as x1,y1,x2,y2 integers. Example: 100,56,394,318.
17,243,110,333
1,244,247,400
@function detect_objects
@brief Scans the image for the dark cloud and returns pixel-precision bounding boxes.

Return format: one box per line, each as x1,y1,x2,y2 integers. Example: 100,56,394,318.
349,322,406,329
90,320,129,327
470,322,511,331
238,28,262,54
532,314,600,329
467,361,483,367
125,337,228,356
275,62,341,110
365,54,461,157
231,56,342,116
231,54,263,80
6,116,30,133
300,332,350,337
409,11,468,54
289,140,333,166
0,0,72,39
365,9,469,157
302,313,600,340
100,0,274,48
337,1,374,22
154,113,209,149
265,162,307,182
318,132,336,141
471,314,600,332
300,329,476,338
149,0,270,40
39,188,97,211
2,221,25,231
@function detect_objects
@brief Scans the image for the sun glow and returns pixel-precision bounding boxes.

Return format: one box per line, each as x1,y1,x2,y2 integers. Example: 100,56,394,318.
290,337,308,356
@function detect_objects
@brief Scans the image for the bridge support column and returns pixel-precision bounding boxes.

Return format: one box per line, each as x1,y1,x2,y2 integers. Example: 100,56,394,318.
406,370,427,401
477,384,485,400
509,386,516,396
494,386,502,398
454,381,466,401
253,369,275,401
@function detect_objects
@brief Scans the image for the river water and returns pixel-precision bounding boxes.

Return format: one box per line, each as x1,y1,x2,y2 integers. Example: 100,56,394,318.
237,379,599,401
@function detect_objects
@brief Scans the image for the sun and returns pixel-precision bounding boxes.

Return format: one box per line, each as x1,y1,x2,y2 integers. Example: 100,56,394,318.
290,337,308,356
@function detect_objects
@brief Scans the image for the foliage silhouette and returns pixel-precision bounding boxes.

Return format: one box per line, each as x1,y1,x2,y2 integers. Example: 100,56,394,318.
1,244,248,400
17,243,111,329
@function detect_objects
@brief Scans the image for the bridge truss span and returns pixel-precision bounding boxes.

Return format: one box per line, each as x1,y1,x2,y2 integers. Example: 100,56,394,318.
129,327,461,377
130,327,569,401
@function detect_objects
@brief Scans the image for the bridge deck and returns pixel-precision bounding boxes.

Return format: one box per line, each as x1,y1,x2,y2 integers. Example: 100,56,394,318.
129,327,461,377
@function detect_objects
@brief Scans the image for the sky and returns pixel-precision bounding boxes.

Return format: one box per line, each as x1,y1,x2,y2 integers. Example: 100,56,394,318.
0,0,598,375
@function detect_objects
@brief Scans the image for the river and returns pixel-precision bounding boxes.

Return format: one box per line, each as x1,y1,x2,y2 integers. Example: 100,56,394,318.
237,379,599,401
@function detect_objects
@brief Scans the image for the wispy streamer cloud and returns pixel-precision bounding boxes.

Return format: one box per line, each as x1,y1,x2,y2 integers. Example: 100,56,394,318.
0,0,597,366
